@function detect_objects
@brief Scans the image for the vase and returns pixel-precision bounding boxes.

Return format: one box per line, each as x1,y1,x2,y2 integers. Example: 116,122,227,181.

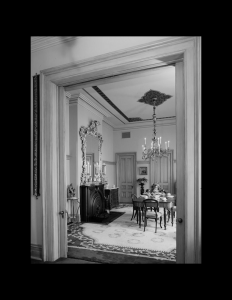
140,183,144,195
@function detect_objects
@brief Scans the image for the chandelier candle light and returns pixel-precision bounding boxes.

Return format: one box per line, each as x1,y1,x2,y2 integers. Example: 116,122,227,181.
142,98,170,160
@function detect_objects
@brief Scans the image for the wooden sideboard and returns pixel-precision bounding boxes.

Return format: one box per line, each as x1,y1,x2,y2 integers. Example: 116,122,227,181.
105,188,119,210
80,184,106,222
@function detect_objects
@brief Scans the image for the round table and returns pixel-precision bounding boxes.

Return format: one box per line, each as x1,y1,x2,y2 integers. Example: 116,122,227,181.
135,196,175,229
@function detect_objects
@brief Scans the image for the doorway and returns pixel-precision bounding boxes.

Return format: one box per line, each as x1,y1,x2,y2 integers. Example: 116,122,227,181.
40,37,201,263
116,152,136,203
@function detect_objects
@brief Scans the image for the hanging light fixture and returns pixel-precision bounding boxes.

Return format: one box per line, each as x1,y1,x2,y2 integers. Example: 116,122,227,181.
138,90,172,161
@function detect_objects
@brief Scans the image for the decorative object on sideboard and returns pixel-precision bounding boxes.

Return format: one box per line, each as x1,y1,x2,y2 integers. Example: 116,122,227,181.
139,90,172,161
137,177,148,195
67,183,76,198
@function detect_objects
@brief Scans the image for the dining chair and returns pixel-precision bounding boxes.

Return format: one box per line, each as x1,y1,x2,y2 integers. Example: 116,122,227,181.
131,194,138,220
166,195,176,223
143,199,163,233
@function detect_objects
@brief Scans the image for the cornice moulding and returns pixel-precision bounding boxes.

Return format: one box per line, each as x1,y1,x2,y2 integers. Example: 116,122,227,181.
69,92,111,118
102,118,115,129
113,117,176,131
31,36,82,53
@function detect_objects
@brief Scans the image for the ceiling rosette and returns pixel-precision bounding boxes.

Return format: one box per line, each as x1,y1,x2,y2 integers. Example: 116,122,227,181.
138,89,172,107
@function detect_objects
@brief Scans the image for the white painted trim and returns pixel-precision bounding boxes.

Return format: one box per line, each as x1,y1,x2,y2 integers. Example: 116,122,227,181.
113,117,176,131
41,37,189,77
102,118,115,129
31,36,82,53
137,160,150,165
69,93,111,118
103,160,116,165
31,244,42,260
40,36,201,263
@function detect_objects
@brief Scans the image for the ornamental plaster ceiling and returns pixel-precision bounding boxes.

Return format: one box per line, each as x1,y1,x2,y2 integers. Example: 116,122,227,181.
67,65,176,127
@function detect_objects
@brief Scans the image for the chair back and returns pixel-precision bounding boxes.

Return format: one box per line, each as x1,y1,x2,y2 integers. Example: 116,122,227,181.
143,199,159,210
131,194,138,205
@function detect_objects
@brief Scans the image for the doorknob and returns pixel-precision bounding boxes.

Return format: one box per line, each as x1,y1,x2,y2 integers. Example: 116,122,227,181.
59,211,64,218
177,218,183,223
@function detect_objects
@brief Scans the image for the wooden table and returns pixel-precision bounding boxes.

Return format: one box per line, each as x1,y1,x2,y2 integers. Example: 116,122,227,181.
134,197,175,230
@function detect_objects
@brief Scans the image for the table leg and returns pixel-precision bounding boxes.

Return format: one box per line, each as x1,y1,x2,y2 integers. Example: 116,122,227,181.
72,201,74,221
164,208,166,230
139,208,141,228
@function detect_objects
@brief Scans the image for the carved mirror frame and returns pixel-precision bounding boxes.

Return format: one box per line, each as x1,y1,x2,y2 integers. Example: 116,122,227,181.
79,120,103,185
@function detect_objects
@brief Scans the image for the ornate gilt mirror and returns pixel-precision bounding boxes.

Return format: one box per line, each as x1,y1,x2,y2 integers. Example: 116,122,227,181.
79,120,103,185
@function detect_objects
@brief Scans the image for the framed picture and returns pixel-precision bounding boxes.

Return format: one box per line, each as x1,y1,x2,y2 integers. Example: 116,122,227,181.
139,167,147,175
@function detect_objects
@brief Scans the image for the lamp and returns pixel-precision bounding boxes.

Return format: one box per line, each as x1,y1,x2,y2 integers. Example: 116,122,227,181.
142,98,170,160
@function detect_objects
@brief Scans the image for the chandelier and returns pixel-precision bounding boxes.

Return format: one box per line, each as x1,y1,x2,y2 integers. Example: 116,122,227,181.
142,97,170,160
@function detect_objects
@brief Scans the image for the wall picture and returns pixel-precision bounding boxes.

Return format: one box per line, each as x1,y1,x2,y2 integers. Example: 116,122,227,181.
139,167,147,175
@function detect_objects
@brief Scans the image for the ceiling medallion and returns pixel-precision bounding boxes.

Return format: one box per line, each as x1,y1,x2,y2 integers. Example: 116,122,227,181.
138,89,172,107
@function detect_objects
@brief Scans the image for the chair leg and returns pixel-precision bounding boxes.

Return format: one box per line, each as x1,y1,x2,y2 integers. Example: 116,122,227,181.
160,216,162,228
155,216,157,233
131,208,135,220
167,210,170,222
136,208,138,224
144,216,146,231
131,209,134,220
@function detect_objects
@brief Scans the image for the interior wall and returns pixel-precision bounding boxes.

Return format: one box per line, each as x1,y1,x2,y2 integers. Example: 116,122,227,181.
31,36,172,248
113,124,176,196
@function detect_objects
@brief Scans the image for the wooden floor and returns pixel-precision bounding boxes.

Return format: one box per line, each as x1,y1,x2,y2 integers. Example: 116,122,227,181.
31,258,102,264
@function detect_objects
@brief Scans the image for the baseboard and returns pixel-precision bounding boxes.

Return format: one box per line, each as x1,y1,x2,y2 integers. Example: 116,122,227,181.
31,244,42,261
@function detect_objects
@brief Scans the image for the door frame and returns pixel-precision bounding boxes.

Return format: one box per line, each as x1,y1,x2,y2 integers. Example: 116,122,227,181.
115,152,137,203
40,36,201,263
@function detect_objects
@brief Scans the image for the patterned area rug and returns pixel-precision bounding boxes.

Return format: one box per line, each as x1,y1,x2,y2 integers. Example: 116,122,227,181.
68,205,176,263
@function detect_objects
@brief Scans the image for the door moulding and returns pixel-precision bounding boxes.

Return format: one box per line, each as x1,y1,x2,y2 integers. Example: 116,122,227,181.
40,36,201,263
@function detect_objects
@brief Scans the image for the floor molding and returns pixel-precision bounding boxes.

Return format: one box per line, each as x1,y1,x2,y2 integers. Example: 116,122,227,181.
31,244,42,260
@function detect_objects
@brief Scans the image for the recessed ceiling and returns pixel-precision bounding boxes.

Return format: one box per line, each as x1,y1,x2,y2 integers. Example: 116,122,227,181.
68,64,175,126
